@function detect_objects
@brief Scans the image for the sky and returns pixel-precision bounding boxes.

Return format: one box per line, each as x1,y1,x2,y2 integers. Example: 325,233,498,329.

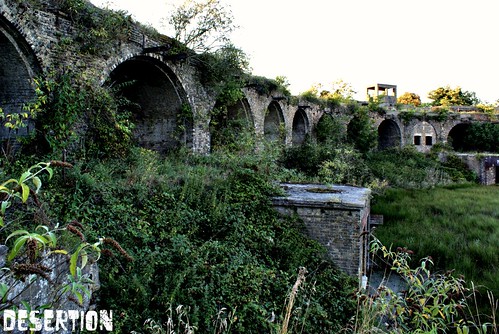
90,0,499,103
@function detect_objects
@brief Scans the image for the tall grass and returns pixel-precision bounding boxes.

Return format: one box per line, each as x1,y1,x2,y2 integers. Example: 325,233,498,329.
372,185,499,310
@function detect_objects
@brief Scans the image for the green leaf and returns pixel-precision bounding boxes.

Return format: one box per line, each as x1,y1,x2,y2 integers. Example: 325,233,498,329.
46,167,54,180
32,176,42,193
46,232,57,247
0,283,9,302
20,183,29,203
75,291,83,305
1,200,9,214
5,230,29,243
70,244,86,277
19,171,31,184
48,249,68,255
8,236,28,261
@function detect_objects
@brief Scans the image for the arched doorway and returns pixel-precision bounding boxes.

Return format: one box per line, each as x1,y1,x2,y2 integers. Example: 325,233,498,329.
291,108,309,146
378,119,401,149
447,123,471,152
209,97,254,150
264,101,284,143
0,16,41,140
108,56,191,153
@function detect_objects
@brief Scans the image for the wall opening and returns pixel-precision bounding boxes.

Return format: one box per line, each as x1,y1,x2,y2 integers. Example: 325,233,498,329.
292,108,309,146
378,119,401,149
264,101,284,143
414,135,421,145
108,56,191,153
425,135,433,146
0,16,41,141
209,97,253,151
496,166,499,184
448,123,471,152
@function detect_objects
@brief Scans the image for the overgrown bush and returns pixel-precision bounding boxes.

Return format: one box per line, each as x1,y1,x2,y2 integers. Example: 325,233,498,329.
348,237,498,334
24,70,135,159
40,148,357,333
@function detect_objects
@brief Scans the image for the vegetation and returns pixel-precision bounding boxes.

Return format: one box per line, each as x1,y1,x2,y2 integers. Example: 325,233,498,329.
372,185,499,319
31,147,356,333
167,0,236,54
397,92,422,107
349,237,498,333
454,123,499,153
428,86,480,107
2,1,498,332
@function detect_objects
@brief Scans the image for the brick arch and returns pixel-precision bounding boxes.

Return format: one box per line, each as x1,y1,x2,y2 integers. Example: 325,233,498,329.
107,55,192,153
264,101,285,143
0,15,42,139
291,108,310,145
377,119,402,149
209,95,254,150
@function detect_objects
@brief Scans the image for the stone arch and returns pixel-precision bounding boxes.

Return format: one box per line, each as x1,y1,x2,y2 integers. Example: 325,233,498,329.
264,101,285,143
0,15,41,140
448,123,471,151
108,55,192,153
377,119,401,149
411,121,437,152
209,96,254,150
292,108,310,145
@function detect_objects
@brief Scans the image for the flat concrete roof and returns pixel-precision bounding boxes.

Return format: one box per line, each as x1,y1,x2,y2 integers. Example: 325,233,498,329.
272,183,371,209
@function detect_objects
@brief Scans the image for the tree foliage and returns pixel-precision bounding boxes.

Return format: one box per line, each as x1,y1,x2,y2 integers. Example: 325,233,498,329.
167,0,236,53
397,92,421,107
346,106,377,153
428,86,480,106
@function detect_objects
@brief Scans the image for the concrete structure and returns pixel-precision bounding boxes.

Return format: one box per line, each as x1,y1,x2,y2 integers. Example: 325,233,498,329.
454,154,499,185
272,183,371,278
367,83,397,107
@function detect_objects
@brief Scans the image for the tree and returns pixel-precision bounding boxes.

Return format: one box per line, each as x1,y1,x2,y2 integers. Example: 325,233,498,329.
397,92,421,107
167,0,237,53
346,106,377,153
316,79,356,101
427,86,480,106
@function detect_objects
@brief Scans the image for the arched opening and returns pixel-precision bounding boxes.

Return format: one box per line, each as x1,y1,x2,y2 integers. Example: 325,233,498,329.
209,97,254,151
108,56,191,153
0,16,41,141
377,119,401,149
291,108,309,146
448,123,471,152
264,101,284,143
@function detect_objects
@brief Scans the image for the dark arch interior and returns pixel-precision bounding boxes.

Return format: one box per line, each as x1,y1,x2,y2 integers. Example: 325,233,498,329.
109,57,191,153
264,101,284,142
209,97,253,150
377,119,401,149
292,108,309,145
0,17,40,140
448,123,471,151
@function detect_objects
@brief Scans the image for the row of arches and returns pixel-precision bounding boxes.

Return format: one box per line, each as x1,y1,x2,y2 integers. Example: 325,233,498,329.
0,12,487,154
110,56,312,151
376,119,486,152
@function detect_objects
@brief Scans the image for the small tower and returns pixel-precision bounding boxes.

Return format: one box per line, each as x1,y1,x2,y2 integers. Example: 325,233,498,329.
367,83,397,107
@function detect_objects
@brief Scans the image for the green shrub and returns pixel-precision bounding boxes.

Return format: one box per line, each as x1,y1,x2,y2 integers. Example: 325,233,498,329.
41,148,357,333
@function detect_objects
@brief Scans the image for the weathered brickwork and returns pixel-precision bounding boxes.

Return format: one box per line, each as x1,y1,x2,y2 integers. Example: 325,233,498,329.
0,0,496,158
273,184,371,278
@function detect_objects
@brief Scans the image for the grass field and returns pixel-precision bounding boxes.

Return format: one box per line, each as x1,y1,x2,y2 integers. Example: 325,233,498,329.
372,184,499,300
